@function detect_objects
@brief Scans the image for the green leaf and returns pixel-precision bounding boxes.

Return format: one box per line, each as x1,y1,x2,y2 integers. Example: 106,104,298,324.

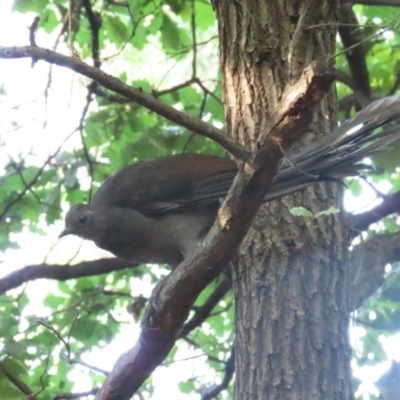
289,207,314,218
372,141,400,172
166,0,186,14
105,15,128,42
178,379,196,394
2,357,28,377
348,178,362,197
147,12,163,35
44,184,62,224
160,14,181,50
195,2,216,30
12,0,47,13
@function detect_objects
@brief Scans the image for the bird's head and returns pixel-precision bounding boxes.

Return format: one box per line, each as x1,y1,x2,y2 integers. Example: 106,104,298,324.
59,203,97,241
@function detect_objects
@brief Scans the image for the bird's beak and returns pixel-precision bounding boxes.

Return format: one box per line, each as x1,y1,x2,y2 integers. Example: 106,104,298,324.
58,228,72,239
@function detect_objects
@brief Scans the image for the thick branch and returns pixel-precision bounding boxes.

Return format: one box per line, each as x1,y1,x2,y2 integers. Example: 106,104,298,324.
349,231,400,310
0,362,39,400
338,93,368,114
350,190,400,233
261,61,337,151
53,389,99,400
180,276,231,337
94,60,335,400
0,46,249,162
336,69,355,89
0,258,135,295
82,0,102,68
201,349,235,400
338,3,371,106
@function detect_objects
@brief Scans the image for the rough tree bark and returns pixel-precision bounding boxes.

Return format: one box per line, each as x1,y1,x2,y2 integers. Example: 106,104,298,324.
211,1,353,399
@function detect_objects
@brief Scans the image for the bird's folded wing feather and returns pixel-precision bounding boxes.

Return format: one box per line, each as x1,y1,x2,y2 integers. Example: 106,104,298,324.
90,153,237,214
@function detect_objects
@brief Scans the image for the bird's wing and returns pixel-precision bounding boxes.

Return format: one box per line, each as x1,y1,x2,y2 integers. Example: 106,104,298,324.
90,153,237,215
140,170,237,213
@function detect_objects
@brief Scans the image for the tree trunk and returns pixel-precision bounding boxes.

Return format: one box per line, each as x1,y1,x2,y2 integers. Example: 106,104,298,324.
212,1,354,399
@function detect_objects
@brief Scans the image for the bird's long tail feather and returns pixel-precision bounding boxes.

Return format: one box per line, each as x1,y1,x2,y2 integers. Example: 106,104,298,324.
267,95,400,201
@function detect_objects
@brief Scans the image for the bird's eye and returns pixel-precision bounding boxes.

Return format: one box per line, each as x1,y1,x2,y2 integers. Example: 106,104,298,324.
78,215,87,224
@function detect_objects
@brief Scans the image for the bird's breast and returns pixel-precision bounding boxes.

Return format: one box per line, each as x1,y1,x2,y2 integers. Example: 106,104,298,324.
96,206,217,268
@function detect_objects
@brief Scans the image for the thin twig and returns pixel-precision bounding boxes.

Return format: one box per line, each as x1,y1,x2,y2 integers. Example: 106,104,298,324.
28,16,40,47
